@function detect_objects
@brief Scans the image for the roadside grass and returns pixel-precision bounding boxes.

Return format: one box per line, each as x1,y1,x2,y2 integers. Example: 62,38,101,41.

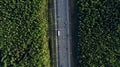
48,0,56,67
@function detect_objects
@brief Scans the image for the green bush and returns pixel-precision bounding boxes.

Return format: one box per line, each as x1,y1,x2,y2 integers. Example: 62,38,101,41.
75,0,120,66
0,0,50,67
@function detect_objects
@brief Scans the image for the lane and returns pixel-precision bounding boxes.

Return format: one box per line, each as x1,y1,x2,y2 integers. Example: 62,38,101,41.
54,0,71,67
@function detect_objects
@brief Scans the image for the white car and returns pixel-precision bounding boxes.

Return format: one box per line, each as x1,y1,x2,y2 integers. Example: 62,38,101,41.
58,30,60,36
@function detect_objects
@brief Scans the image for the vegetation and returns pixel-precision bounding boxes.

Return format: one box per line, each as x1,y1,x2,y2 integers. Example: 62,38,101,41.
48,0,56,67
75,0,120,66
0,0,50,67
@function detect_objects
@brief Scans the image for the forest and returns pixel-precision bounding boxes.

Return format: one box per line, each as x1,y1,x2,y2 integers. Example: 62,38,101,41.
0,0,50,67
75,0,120,66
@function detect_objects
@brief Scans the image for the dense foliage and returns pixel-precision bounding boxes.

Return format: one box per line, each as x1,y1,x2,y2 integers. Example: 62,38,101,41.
0,0,50,67
75,0,120,66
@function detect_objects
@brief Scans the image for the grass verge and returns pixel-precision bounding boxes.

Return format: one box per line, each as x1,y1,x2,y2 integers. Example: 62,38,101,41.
48,0,56,67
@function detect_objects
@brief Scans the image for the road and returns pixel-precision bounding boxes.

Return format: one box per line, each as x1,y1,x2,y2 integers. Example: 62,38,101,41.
54,0,71,67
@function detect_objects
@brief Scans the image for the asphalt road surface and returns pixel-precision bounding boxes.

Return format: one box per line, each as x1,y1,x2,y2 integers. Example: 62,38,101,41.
54,0,71,67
